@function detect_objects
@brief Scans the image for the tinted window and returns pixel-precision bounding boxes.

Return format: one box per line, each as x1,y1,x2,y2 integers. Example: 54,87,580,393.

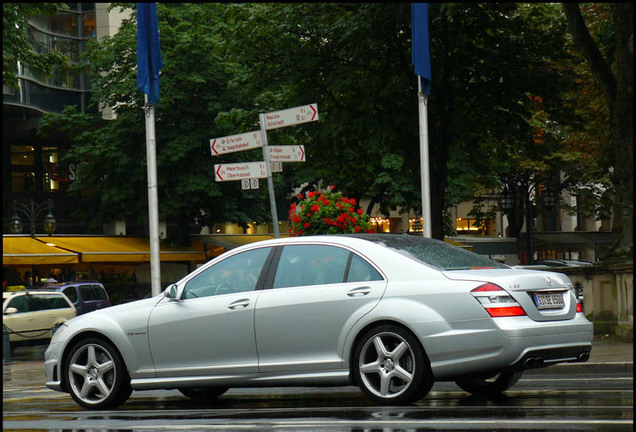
273,245,349,288
62,286,78,303
79,285,97,301
28,294,72,311
343,234,509,271
6,296,29,313
346,254,383,282
184,247,271,299
92,284,108,300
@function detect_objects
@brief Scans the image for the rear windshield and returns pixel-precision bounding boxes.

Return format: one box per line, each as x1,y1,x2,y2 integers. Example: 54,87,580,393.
343,234,509,271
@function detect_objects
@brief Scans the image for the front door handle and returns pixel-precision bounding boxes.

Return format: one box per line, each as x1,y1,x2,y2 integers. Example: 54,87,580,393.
228,299,250,310
347,286,372,297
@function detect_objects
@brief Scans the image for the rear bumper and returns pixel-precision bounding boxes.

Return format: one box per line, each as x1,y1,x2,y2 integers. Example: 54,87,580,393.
511,345,591,370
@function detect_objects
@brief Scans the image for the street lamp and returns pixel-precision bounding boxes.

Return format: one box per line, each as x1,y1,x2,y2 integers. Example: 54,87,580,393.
498,188,515,213
540,186,558,210
9,199,57,237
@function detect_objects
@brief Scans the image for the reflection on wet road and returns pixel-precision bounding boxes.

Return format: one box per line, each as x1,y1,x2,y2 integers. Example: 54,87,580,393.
3,373,632,432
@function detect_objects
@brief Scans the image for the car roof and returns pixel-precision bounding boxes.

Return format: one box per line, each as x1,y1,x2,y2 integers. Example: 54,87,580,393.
3,289,66,298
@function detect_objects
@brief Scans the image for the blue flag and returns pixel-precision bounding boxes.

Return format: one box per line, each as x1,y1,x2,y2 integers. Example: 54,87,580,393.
137,3,163,105
411,3,431,94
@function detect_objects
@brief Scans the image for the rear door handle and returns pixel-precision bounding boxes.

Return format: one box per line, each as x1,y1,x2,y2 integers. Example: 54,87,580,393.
228,299,250,310
347,286,372,297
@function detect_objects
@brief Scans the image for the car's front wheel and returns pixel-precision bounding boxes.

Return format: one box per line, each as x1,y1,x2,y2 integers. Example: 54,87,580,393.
65,337,132,409
352,324,433,405
455,370,523,396
178,386,229,401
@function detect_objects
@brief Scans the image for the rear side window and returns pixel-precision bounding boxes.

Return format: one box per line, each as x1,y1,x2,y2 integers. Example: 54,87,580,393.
273,245,349,288
62,286,78,303
92,284,108,300
79,285,97,301
346,254,383,282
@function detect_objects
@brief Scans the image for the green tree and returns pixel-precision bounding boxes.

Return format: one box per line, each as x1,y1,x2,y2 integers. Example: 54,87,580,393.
3,3,70,88
39,4,271,242
562,3,633,257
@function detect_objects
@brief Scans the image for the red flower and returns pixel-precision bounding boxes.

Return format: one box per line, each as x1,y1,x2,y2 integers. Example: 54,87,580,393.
308,191,316,198
304,222,311,228
357,208,364,215
311,204,320,212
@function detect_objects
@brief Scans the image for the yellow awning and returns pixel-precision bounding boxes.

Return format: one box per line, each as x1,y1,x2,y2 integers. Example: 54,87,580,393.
32,236,206,263
3,236,79,265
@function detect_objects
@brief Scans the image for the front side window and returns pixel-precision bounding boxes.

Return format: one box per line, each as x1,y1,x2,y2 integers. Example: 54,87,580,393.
273,245,350,289
183,247,271,299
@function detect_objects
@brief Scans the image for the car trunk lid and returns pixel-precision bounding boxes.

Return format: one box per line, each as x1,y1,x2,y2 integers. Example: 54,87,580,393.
442,268,577,322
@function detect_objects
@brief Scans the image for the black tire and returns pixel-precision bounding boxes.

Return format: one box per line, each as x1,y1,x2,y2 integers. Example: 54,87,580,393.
178,386,229,400
455,370,523,395
352,324,433,405
64,337,132,409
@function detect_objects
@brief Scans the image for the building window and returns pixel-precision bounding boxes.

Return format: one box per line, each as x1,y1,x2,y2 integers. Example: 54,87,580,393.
456,218,479,233
11,145,35,166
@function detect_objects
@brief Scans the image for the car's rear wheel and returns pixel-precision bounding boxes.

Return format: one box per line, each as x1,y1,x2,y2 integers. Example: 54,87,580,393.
65,337,131,409
353,324,433,405
455,370,523,395
178,386,229,400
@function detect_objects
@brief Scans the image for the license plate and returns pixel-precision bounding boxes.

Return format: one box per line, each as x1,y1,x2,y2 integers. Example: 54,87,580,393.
534,292,564,309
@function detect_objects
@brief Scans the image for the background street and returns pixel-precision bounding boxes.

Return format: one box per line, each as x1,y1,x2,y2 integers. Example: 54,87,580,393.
3,337,632,432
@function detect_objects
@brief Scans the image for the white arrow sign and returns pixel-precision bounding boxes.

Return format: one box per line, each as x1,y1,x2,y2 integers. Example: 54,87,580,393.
214,161,268,182
210,131,263,156
269,145,306,162
263,104,318,130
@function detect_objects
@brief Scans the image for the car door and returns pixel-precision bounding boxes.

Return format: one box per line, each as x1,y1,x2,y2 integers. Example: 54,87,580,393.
147,246,273,378
254,244,387,373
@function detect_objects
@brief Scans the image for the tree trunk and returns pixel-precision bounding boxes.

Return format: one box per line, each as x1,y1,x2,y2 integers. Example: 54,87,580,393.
562,3,633,257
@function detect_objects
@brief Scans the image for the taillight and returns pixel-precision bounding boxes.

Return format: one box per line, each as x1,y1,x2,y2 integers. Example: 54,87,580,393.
471,283,526,317
576,302,583,313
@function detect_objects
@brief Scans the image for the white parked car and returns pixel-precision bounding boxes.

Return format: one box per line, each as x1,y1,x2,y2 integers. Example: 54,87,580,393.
3,290,76,343
45,234,592,409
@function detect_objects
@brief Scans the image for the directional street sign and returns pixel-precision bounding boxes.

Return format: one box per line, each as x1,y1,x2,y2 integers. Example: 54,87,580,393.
263,104,318,130
214,161,268,182
269,145,306,162
210,131,262,156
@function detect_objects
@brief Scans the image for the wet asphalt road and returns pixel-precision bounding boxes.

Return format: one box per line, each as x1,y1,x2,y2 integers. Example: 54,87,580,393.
3,345,633,432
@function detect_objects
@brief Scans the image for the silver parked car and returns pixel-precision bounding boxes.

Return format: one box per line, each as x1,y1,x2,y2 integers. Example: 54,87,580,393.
45,234,592,409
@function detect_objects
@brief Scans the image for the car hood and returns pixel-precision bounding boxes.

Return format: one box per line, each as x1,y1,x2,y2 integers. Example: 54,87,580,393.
65,296,162,330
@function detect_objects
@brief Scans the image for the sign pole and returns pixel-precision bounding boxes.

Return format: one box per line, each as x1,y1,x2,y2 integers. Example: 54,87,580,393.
144,94,162,296
259,113,280,238
418,76,432,238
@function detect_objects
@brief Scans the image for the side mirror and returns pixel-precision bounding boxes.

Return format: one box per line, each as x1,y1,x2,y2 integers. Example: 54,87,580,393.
4,307,18,315
164,284,180,301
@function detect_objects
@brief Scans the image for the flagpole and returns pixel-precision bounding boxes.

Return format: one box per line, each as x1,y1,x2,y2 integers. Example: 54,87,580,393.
144,94,162,296
418,76,432,238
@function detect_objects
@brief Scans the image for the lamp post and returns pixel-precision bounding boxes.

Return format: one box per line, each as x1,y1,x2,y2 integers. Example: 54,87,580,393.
540,186,558,210
9,199,57,237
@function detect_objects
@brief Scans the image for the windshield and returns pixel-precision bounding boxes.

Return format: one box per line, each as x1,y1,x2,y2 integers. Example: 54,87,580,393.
342,234,509,271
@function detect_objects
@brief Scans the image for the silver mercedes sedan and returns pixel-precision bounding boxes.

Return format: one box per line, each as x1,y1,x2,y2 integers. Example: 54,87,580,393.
45,234,592,409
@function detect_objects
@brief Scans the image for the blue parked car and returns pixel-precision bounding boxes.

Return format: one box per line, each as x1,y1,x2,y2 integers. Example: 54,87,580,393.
35,281,110,315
